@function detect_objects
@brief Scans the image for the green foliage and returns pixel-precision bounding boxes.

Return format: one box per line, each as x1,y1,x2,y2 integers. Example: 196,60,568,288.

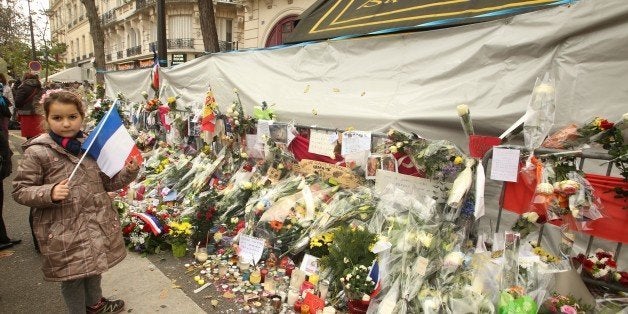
319,225,377,296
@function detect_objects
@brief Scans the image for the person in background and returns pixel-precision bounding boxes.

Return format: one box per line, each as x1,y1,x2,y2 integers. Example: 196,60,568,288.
13,73,46,252
12,89,139,313
0,130,20,250
14,72,44,139
0,73,14,137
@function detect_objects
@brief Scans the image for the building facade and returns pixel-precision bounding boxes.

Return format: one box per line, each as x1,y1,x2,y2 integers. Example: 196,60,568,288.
240,0,315,48
48,0,315,77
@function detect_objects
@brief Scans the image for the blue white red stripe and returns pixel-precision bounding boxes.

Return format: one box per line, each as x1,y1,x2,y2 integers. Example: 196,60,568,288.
131,212,163,236
82,106,143,177
369,259,382,297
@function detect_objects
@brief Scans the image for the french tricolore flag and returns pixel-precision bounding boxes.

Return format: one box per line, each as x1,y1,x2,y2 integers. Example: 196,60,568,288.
82,104,143,177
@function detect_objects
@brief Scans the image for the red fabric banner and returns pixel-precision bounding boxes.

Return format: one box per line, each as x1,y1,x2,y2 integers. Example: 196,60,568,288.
503,171,628,243
289,134,343,164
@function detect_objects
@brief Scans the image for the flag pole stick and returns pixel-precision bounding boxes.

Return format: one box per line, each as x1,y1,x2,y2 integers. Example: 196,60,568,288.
68,100,118,183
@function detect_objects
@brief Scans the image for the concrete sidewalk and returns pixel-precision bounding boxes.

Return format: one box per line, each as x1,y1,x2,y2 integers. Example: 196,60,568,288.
102,253,205,313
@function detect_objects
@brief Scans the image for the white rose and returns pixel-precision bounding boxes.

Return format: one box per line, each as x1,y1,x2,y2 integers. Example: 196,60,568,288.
523,212,539,223
389,146,398,154
456,104,469,117
443,251,465,267
362,294,371,302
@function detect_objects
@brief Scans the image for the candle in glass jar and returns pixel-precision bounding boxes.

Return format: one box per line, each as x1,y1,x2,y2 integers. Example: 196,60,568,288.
218,261,228,277
319,280,329,300
250,269,262,284
287,289,299,306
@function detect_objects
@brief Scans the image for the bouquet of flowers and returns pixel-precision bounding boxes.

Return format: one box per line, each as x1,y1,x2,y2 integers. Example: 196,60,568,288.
543,117,615,149
341,264,376,301
499,286,538,314
318,225,378,299
539,292,593,314
573,249,626,284
145,98,161,112
511,212,544,239
308,231,334,257
288,186,376,255
167,219,193,246
166,96,180,110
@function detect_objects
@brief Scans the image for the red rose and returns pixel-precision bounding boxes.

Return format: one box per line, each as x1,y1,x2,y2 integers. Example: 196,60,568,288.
162,225,170,233
205,211,213,221
582,259,594,270
599,119,614,130
606,260,617,268
196,212,203,220
596,251,612,260
243,163,253,172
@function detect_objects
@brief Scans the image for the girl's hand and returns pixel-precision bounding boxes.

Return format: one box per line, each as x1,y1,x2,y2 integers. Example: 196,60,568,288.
51,179,70,201
125,156,140,172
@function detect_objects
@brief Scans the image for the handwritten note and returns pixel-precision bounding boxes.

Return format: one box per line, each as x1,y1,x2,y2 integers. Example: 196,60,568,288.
256,120,271,143
308,129,336,158
163,189,178,202
341,131,371,156
490,147,521,182
294,159,362,188
245,134,265,159
375,170,449,201
238,234,266,266
299,254,320,275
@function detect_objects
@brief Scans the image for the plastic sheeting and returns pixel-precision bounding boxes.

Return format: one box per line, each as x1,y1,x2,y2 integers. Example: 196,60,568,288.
105,0,628,149
48,67,83,83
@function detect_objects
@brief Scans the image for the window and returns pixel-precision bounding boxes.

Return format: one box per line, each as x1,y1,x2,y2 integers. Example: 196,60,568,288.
168,15,192,39
76,38,80,59
82,35,86,56
216,18,233,42
265,15,298,47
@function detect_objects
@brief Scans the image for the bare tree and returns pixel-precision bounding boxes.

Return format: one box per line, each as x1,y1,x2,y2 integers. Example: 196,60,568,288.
197,0,220,53
80,0,106,97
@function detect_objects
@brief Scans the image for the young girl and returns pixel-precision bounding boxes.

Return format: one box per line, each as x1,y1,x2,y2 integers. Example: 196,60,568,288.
12,90,139,314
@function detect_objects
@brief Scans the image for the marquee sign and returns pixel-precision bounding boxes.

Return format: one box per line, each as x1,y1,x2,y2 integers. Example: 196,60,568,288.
286,0,567,43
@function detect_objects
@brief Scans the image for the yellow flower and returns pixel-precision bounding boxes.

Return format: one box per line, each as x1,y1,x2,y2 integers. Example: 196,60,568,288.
453,156,464,165
167,96,177,104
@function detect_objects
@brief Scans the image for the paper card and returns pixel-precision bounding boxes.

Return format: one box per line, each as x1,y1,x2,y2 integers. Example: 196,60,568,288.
308,129,336,158
287,125,297,145
238,234,266,266
490,147,520,182
371,239,392,254
366,154,382,179
294,159,361,188
415,256,429,276
341,131,372,156
343,150,368,173
267,167,281,183
300,254,320,275
374,170,449,201
245,134,265,159
256,120,271,143
163,189,178,202
329,132,339,144
269,123,288,144
303,293,325,313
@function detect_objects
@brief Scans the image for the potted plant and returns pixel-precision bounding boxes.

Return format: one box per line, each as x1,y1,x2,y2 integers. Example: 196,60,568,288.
341,264,375,314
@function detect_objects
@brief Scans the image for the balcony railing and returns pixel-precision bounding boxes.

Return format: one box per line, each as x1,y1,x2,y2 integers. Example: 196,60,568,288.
136,0,156,11
126,45,142,57
117,51,123,59
106,54,112,61
101,10,116,26
167,38,194,49
219,40,238,52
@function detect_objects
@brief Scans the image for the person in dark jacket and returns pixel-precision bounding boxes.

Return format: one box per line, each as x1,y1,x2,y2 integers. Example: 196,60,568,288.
12,73,45,252
0,131,20,250
13,73,44,139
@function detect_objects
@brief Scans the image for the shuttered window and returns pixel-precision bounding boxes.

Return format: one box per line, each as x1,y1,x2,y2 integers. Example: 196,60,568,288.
168,15,192,39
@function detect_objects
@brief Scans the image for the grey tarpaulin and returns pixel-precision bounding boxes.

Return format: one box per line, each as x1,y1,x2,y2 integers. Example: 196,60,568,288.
105,0,628,150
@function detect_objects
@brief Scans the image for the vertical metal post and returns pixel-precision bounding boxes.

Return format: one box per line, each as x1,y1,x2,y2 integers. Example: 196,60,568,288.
585,235,594,255
495,182,507,233
156,0,168,67
616,243,622,265
578,157,585,171
606,162,613,176
536,223,545,246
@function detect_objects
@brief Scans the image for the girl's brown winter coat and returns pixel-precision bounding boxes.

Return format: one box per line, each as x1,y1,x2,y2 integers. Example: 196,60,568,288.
12,134,139,281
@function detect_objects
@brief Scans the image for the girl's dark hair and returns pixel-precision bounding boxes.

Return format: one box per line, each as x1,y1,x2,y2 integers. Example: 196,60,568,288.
40,90,85,119
0,73,6,85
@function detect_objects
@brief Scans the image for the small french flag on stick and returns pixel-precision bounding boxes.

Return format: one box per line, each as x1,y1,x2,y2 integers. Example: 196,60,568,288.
80,102,143,178
131,212,163,236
